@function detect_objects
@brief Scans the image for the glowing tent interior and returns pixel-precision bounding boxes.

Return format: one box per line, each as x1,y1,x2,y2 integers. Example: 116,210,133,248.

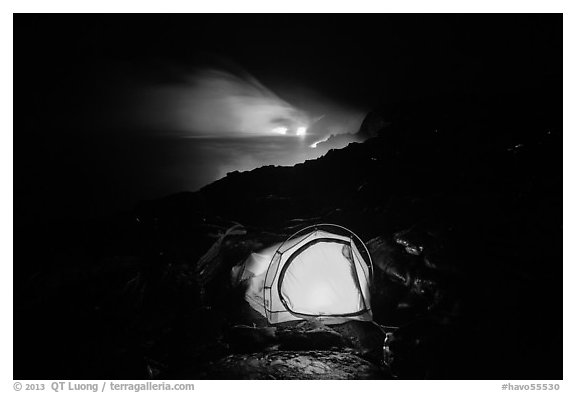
231,224,373,325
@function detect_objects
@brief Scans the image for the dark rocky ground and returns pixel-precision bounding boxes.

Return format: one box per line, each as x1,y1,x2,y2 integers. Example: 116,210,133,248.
14,89,562,379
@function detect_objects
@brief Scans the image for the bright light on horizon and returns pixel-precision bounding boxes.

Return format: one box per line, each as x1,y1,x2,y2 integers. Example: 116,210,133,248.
272,126,288,135
296,126,307,136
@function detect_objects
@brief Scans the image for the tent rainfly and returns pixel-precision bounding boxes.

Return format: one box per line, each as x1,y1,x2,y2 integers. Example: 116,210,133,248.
231,224,373,325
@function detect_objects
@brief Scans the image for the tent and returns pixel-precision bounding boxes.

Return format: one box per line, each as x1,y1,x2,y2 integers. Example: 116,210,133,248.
231,224,373,325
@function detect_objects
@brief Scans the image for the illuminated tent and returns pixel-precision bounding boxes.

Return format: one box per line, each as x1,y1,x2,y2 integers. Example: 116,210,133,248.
231,224,373,325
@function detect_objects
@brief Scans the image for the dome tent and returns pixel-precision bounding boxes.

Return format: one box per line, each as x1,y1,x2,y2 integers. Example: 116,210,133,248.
231,224,373,325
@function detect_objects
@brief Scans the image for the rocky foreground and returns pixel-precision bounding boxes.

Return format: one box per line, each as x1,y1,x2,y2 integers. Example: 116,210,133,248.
206,350,387,380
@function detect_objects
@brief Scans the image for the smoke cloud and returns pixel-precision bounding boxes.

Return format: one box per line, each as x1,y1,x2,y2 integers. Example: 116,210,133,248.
96,66,369,208
131,68,313,137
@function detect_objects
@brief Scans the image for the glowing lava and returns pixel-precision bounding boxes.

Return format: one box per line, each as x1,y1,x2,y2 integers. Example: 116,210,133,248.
310,134,330,148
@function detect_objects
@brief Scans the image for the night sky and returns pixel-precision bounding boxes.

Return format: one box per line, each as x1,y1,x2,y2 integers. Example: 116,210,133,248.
15,14,562,222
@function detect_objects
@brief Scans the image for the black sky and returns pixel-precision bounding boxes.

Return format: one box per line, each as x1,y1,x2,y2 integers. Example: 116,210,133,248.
15,14,562,222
